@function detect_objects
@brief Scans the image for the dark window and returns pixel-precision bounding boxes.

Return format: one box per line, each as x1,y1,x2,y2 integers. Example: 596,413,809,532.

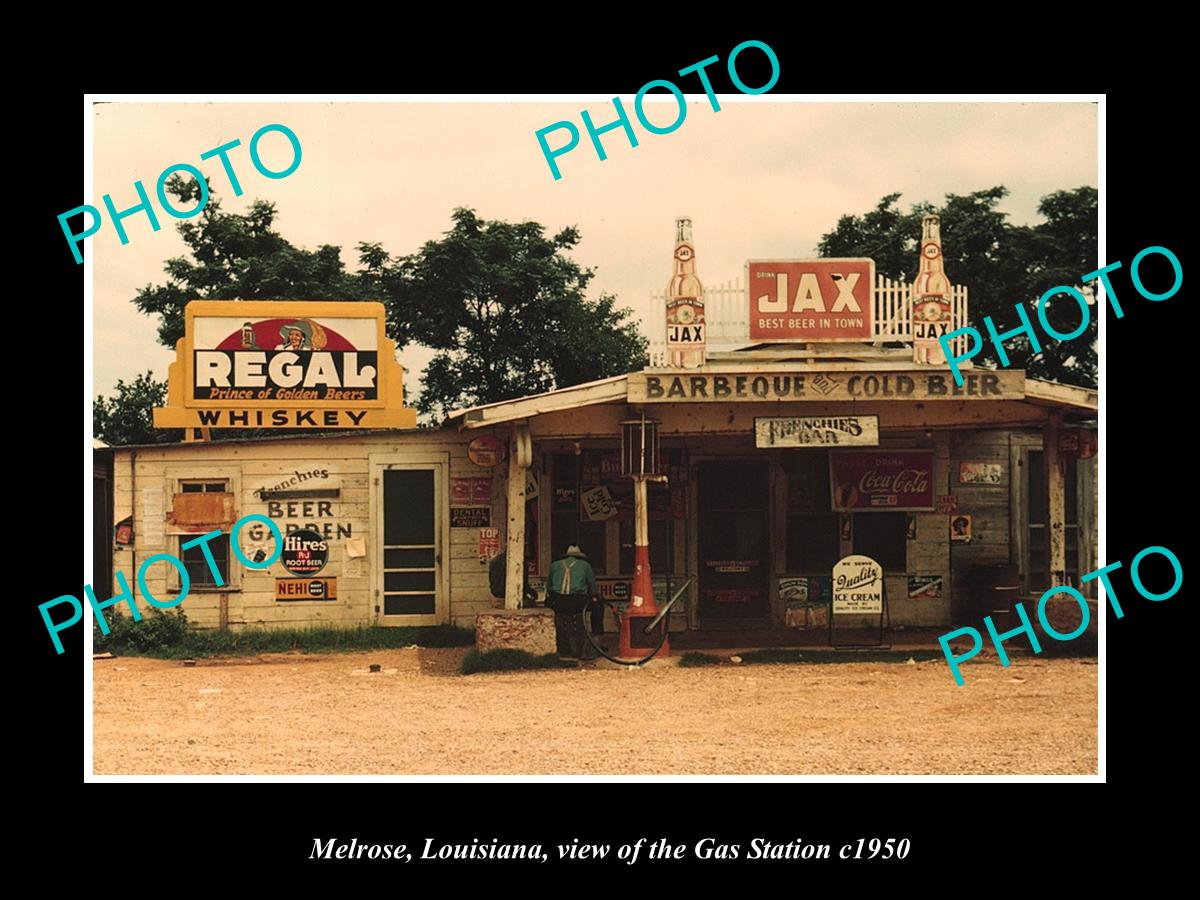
852,512,907,572
550,453,608,572
181,481,227,493
784,450,839,573
180,532,230,586
787,514,840,573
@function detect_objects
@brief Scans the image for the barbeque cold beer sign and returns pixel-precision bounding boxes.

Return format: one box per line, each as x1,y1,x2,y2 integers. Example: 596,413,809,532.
153,301,416,429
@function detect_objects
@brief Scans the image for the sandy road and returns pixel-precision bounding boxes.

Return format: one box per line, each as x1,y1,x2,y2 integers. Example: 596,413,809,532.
92,649,1096,775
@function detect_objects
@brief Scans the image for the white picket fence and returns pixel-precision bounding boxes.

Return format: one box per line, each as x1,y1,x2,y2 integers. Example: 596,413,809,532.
647,275,969,366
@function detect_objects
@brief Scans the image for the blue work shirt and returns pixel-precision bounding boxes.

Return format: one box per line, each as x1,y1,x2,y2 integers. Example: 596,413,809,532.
548,555,597,596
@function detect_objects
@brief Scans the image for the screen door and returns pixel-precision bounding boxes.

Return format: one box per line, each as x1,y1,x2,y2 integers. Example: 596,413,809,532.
373,459,447,625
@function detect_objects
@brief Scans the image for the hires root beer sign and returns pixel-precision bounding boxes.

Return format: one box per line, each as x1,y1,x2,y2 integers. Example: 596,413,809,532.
153,300,416,429
830,450,934,511
748,259,874,342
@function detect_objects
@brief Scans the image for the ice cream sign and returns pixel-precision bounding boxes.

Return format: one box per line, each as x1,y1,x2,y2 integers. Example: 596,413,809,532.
154,301,416,429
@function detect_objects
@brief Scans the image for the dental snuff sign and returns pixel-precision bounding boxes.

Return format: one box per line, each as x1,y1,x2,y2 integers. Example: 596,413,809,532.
832,555,883,615
153,300,416,429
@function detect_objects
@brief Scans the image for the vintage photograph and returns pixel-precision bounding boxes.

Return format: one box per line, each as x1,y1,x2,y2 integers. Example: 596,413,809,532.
88,98,1099,775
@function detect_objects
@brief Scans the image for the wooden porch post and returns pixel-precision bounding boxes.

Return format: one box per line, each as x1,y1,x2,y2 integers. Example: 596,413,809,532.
1044,411,1067,587
505,424,531,610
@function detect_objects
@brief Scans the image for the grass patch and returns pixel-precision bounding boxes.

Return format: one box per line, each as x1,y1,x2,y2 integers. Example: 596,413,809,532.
96,608,475,659
737,648,946,665
678,651,724,667
461,649,578,674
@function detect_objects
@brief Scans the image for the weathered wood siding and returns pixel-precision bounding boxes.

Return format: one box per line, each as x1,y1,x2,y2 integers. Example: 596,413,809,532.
112,430,503,631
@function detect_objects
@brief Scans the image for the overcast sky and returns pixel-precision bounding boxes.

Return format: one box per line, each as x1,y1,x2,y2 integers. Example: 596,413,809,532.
91,100,1097,402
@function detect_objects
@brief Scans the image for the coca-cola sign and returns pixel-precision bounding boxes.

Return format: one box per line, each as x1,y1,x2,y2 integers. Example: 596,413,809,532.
830,450,935,511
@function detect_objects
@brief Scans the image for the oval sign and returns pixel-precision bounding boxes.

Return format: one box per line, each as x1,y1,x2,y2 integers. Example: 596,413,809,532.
281,528,329,576
832,554,883,615
468,435,504,468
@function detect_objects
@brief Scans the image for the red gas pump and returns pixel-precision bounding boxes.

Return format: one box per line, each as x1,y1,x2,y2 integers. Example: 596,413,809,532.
617,416,670,662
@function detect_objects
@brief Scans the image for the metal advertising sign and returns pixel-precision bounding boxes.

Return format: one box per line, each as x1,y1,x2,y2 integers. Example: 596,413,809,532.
275,577,337,601
467,435,504,468
832,555,884,614
153,301,415,429
754,415,880,448
280,528,329,576
747,259,875,342
830,450,935,511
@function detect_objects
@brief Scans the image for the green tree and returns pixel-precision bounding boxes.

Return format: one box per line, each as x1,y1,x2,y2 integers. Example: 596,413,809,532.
93,372,180,445
130,184,645,425
818,186,1097,387
362,208,648,421
132,175,372,348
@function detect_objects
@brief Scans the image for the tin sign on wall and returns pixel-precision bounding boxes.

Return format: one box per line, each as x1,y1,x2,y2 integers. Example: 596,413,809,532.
467,435,504,468
276,577,337,601
747,259,875,342
281,528,329,576
755,415,879,448
830,450,935,511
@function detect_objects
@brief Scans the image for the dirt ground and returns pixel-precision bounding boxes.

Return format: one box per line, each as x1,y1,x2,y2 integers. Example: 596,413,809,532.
92,649,1097,775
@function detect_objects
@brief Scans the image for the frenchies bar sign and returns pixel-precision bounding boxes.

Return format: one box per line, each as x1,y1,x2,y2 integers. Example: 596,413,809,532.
747,259,875,342
153,300,416,429
830,450,935,511
755,415,880,448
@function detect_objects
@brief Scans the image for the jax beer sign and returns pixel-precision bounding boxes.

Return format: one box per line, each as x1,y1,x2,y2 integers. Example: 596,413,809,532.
830,449,935,511
153,301,416,429
748,259,874,342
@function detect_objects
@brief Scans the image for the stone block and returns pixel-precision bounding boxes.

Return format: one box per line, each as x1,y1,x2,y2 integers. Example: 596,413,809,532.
475,608,557,655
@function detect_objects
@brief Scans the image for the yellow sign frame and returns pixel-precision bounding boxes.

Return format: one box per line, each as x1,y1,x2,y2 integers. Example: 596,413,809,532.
153,300,416,429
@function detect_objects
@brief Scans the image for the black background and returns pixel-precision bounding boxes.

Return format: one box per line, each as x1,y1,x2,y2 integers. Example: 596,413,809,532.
26,19,1187,888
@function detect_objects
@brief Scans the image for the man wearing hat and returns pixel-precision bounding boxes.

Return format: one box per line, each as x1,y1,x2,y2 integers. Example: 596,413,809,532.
547,545,599,659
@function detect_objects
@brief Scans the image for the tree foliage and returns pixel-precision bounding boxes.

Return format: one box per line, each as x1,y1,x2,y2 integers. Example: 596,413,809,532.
132,174,373,348
818,186,1098,387
127,182,647,426
93,371,180,446
356,208,647,420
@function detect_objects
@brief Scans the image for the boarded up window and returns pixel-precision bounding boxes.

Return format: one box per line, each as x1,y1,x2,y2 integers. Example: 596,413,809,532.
168,486,235,532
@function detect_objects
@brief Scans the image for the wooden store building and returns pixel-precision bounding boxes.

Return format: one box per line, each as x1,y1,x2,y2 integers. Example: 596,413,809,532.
105,216,1098,643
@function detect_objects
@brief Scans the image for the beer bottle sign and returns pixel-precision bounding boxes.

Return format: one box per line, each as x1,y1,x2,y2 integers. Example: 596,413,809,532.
666,217,706,368
912,214,953,365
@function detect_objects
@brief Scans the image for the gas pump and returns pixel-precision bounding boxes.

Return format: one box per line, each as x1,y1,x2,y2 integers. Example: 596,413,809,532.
582,414,687,665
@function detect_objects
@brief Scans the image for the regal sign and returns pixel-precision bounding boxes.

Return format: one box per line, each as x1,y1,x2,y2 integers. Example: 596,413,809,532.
747,259,874,342
830,450,935,511
153,301,416,429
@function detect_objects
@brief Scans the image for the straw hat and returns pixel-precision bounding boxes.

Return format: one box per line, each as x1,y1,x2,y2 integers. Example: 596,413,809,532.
564,545,587,558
